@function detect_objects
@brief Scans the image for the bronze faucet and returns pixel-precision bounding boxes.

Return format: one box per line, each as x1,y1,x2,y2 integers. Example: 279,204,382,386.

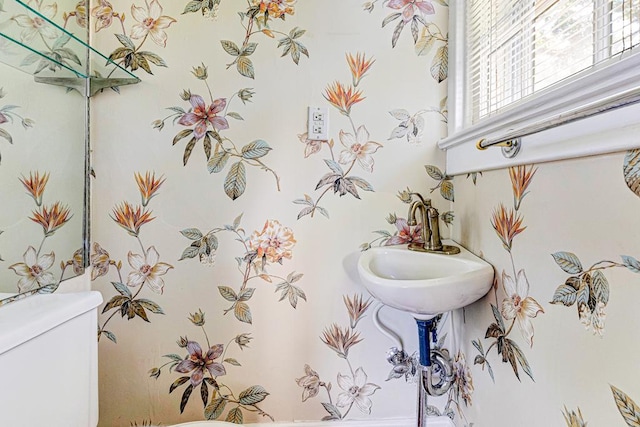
407,193,460,255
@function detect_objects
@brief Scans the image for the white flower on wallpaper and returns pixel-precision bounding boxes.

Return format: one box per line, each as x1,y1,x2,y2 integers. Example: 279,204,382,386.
473,165,543,383
296,294,381,421
294,52,381,220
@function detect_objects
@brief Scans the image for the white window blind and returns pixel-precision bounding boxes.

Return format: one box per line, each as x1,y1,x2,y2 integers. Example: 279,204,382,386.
468,0,640,123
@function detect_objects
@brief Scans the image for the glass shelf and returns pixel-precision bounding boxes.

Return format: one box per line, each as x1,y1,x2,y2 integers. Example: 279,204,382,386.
0,0,139,96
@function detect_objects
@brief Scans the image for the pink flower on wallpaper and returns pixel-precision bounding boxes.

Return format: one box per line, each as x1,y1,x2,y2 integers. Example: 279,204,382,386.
501,269,544,347
249,219,296,263
336,367,380,414
175,341,226,386
386,0,435,23
338,125,382,173
178,95,229,139
9,246,55,292
130,0,176,47
127,246,173,294
385,218,423,246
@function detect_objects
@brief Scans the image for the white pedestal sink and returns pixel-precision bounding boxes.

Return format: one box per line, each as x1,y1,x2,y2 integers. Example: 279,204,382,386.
357,241,494,319
357,241,494,427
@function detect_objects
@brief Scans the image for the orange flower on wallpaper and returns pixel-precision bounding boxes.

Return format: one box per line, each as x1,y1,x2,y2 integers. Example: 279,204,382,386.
135,171,165,207
323,81,365,116
20,171,49,206
30,202,72,237
346,52,375,87
111,201,154,237
254,0,296,19
509,165,537,210
491,203,525,252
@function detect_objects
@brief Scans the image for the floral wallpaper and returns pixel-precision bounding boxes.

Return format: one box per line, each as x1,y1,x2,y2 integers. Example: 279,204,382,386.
0,1,86,295
87,0,448,425
453,151,640,426
9,0,639,425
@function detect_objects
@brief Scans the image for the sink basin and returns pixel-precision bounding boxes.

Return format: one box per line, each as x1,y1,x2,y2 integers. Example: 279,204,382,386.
357,241,494,319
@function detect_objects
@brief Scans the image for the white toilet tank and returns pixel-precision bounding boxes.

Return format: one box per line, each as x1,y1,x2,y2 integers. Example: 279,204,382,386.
0,291,103,427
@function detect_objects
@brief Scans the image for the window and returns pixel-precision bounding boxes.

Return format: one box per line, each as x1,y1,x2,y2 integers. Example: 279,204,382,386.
440,0,640,174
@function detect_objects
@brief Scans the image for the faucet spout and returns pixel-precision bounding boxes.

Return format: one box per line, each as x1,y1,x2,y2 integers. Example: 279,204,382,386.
406,193,460,255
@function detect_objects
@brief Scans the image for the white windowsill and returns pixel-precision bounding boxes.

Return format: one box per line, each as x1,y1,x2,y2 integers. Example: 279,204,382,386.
440,2,640,175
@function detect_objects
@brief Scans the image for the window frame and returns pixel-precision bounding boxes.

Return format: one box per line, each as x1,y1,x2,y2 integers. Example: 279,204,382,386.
439,0,640,175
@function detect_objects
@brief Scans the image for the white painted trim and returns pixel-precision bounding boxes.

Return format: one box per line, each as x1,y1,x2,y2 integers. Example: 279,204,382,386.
172,417,455,427
441,3,640,174
444,98,640,175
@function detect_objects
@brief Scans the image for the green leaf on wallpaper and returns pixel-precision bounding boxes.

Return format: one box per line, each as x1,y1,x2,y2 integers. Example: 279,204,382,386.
410,18,420,44
0,128,11,144
591,270,609,305
551,252,584,274
181,228,204,240
431,45,448,83
179,243,200,261
389,109,411,120
101,330,117,343
550,283,579,306
576,281,589,309
200,382,209,406
205,397,227,420
622,255,640,273
491,304,505,332
623,149,640,198
382,12,401,28
325,159,344,175
611,385,640,426
183,0,203,14
139,51,167,68
440,180,454,201
241,42,258,56
321,402,342,420
237,56,255,79
233,213,243,230
180,384,194,413
237,288,255,302
290,27,306,40
415,33,436,56
425,165,444,180
115,33,136,50
224,161,247,200
112,281,132,298
221,40,241,56
391,19,405,48
183,137,197,165
53,33,71,50
434,0,449,6
137,299,165,315
226,112,244,121
103,295,129,313
226,407,243,424
349,176,374,192
241,140,272,159
224,358,241,366
203,133,212,160
239,385,269,405
219,286,238,302
234,301,252,324
509,338,534,381
208,151,230,174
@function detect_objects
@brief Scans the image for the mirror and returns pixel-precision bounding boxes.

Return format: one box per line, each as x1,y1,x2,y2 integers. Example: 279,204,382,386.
0,0,89,300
